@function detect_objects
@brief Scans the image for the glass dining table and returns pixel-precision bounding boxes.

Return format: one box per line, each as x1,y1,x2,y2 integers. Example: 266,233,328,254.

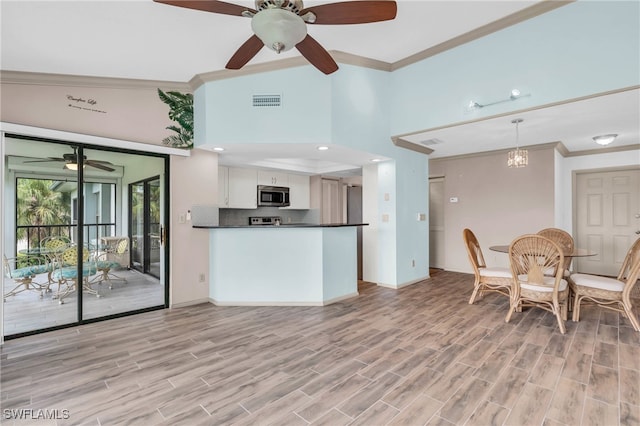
489,245,597,257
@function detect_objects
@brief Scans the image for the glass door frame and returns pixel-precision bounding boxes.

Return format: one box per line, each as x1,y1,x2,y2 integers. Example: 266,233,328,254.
129,175,162,279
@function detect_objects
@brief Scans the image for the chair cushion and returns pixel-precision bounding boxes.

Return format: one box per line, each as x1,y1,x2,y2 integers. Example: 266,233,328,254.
518,275,568,292
480,267,512,278
7,263,50,279
52,264,98,280
96,260,121,270
570,273,624,292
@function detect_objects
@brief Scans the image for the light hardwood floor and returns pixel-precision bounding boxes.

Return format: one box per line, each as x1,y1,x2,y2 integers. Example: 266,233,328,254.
1,270,639,425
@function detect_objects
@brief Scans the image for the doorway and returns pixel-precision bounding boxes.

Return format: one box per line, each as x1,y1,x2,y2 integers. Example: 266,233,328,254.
129,176,162,278
429,177,445,269
574,168,640,276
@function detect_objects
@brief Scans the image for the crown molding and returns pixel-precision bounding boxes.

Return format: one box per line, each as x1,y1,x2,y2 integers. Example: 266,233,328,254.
0,70,190,92
563,143,640,158
429,141,561,162
190,50,392,88
391,1,574,71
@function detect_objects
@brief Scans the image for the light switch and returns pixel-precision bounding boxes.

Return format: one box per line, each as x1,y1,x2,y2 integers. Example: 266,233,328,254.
382,214,389,222
449,197,459,203
384,193,390,201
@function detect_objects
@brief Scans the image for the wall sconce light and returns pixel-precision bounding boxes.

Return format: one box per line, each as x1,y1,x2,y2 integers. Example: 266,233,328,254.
592,134,617,146
468,88,531,111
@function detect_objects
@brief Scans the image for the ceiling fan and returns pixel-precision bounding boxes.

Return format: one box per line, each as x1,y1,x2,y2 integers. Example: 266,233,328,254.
24,147,116,172
154,0,398,74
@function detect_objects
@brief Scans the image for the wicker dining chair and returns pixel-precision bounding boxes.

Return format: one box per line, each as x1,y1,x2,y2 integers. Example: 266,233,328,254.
537,228,574,276
463,228,512,305
569,237,640,332
506,234,569,334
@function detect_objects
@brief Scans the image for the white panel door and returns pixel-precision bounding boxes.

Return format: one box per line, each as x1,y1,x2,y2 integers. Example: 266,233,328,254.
575,169,640,276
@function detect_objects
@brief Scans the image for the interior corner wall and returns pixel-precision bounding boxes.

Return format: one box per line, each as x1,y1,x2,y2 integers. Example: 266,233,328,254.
430,146,556,273
330,65,430,287
169,148,218,306
362,164,379,283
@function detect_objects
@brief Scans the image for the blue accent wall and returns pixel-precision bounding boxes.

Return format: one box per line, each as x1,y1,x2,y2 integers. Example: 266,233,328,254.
390,1,640,134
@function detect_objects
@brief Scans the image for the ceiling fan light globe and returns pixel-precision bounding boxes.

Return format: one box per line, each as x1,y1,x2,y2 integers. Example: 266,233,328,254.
251,8,307,53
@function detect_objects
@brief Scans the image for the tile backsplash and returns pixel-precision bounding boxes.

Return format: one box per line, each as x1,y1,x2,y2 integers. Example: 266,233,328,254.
219,207,320,226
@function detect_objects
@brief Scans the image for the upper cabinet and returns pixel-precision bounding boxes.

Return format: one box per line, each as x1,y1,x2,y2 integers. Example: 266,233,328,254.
283,174,310,210
219,166,310,210
225,167,258,209
257,170,289,187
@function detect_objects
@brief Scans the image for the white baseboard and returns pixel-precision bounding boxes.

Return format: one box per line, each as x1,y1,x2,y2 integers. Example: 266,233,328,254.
209,292,359,307
377,275,430,289
170,298,210,308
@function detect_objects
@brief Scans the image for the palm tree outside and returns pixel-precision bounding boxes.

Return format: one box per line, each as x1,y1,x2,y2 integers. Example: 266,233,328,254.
16,178,71,251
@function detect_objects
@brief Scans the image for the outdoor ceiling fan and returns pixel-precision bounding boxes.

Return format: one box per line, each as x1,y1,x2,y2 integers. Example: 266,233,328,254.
154,0,398,74
24,147,115,172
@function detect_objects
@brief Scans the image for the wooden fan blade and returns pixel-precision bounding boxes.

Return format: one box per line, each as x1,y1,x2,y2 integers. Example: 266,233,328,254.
226,35,264,69
85,161,115,172
295,35,338,75
153,0,256,17
23,157,65,163
301,1,397,25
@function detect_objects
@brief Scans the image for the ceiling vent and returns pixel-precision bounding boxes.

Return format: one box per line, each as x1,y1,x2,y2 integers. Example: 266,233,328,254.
419,138,444,146
253,94,281,107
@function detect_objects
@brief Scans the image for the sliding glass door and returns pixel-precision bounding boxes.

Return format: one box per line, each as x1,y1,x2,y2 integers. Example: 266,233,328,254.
3,136,169,337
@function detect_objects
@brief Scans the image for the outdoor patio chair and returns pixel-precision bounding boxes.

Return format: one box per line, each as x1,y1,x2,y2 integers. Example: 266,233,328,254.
52,245,100,304
3,254,50,301
94,237,129,289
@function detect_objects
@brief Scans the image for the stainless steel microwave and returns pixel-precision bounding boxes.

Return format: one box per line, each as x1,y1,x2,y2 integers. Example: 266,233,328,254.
257,185,290,207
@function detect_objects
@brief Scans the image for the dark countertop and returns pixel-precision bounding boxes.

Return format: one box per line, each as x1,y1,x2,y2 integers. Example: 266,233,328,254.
193,223,368,229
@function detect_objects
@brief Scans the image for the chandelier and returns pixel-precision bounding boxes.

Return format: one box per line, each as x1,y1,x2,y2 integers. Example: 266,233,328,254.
507,118,528,168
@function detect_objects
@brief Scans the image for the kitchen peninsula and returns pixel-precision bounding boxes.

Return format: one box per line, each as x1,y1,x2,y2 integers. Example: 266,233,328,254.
194,223,367,306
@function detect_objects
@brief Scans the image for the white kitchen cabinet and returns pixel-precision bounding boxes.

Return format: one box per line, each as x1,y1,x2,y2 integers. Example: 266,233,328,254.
218,166,229,207
283,173,310,210
257,170,289,187
228,167,257,209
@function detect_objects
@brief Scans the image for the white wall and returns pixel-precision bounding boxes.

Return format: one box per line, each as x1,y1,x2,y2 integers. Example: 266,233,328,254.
169,148,218,306
430,146,556,272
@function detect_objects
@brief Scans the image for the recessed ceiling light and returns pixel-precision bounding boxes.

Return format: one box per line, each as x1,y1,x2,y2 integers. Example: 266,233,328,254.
317,146,329,151
370,158,382,163
592,134,617,146
213,147,225,152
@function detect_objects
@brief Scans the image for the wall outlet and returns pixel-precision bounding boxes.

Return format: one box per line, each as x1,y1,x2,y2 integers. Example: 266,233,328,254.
199,273,206,283
382,214,389,222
